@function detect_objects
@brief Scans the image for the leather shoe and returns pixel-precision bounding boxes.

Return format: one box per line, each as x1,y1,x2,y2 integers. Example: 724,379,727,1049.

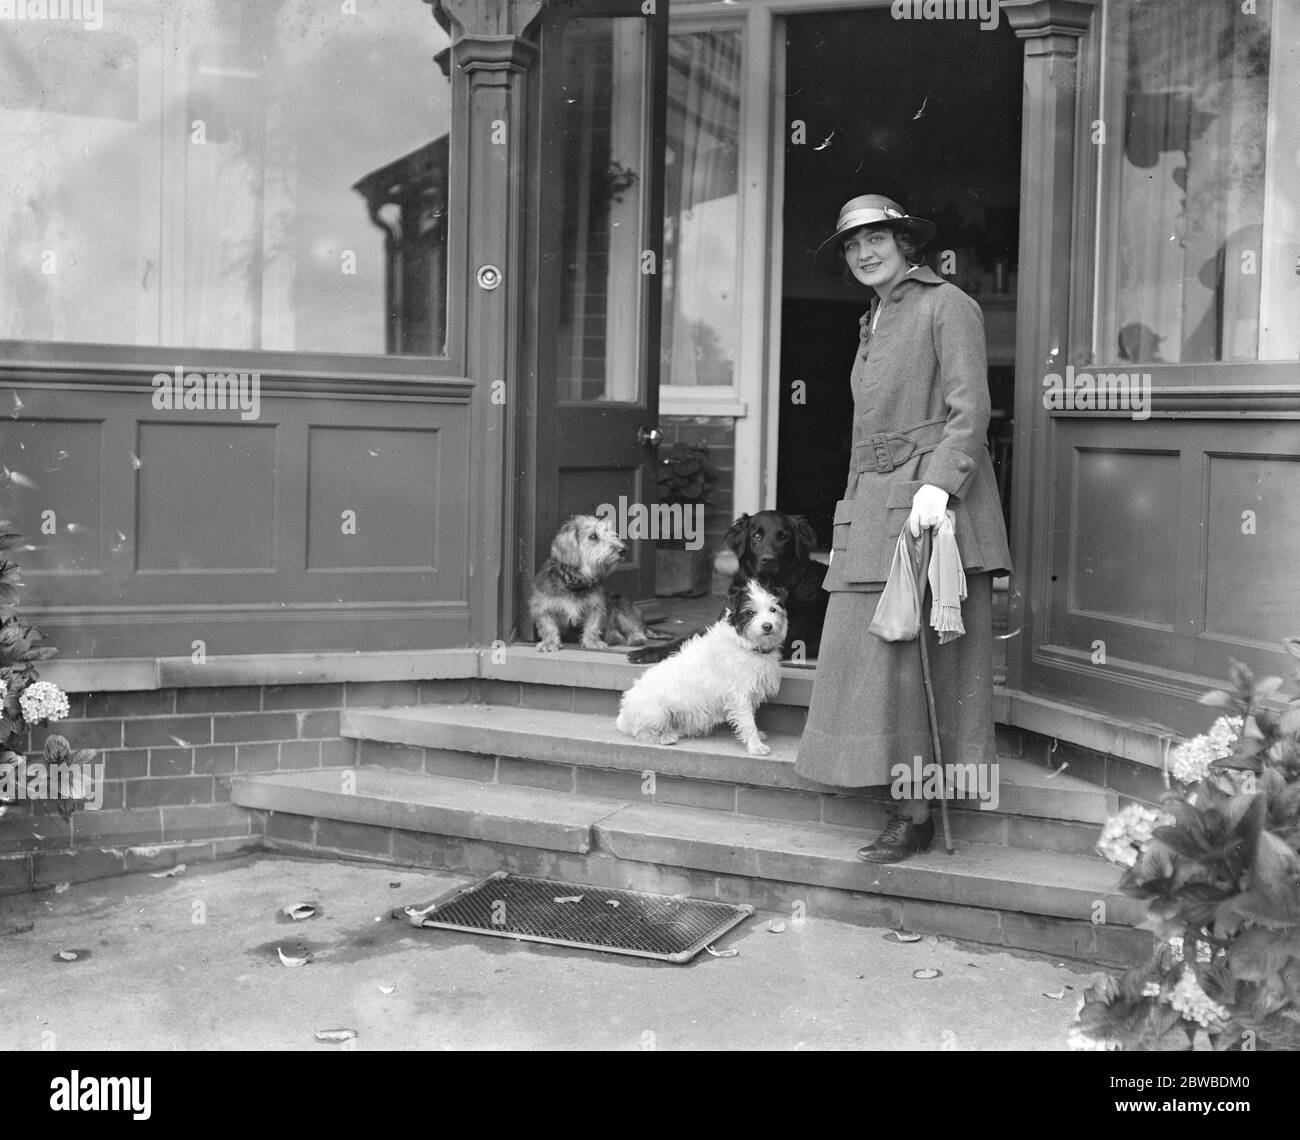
857,813,934,863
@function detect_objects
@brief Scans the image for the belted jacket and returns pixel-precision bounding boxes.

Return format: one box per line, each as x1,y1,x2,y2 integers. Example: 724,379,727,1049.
824,265,1013,591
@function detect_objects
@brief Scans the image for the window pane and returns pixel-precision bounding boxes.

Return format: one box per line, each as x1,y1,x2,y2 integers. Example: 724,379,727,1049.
0,0,451,356
1101,0,1299,364
660,28,742,387
555,17,648,403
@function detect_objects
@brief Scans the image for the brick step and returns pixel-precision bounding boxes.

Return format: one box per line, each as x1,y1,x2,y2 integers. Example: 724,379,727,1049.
340,704,1116,857
231,766,1148,966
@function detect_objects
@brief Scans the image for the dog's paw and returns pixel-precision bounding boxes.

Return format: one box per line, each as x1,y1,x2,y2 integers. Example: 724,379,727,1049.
653,732,679,746
580,638,609,650
746,741,772,757
537,639,561,653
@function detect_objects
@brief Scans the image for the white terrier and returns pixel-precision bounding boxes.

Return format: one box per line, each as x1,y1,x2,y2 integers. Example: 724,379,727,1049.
616,580,787,756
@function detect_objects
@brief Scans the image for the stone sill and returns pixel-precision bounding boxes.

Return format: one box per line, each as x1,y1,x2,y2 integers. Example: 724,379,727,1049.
41,649,481,693
996,688,1177,772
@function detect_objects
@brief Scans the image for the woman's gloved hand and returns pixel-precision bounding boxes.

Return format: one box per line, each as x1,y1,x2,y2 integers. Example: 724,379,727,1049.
908,483,949,537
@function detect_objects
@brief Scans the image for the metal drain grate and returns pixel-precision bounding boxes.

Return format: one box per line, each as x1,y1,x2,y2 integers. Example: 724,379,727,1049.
413,872,753,963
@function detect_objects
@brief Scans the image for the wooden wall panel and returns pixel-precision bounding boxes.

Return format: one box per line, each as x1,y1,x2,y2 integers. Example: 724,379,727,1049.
136,423,277,571
1204,454,1300,647
1069,447,1179,626
1,374,474,657
4,419,102,572
1037,415,1300,734
306,427,441,572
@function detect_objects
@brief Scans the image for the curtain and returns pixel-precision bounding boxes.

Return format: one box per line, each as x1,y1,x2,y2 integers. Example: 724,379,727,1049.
661,30,743,387
1112,0,1273,363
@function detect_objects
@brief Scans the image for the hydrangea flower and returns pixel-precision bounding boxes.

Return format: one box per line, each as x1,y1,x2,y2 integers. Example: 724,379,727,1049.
0,677,7,702
1096,803,1174,867
1170,716,1244,784
18,680,70,725
1169,969,1227,1029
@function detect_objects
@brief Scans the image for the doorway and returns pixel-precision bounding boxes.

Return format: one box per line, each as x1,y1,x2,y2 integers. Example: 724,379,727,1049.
775,8,1024,549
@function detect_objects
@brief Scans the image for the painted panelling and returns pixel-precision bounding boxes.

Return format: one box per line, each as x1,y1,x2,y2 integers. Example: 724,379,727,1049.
2,377,473,657
1204,454,1300,646
1069,447,1179,627
1039,416,1300,730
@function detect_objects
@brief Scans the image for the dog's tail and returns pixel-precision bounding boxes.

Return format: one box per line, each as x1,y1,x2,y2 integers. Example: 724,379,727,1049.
627,632,700,665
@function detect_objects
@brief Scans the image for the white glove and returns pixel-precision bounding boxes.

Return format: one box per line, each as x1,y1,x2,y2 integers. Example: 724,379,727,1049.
907,483,949,538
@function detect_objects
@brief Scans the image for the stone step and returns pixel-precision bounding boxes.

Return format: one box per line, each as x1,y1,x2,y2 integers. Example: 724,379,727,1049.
592,801,1142,925
231,766,1148,964
341,704,1117,851
232,767,625,855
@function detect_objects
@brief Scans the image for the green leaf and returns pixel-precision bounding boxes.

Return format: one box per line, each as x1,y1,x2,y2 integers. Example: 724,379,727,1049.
1199,689,1238,709
1228,928,1287,983
1255,676,1286,704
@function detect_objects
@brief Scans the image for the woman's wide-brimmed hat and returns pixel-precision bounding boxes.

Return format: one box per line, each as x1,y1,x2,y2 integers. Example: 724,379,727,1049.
814,194,938,274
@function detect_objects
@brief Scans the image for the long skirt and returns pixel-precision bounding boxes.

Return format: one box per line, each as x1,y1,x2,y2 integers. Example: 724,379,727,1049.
794,572,996,790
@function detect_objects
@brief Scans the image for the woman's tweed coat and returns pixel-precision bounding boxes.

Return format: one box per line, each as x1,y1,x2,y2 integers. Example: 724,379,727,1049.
794,265,1012,789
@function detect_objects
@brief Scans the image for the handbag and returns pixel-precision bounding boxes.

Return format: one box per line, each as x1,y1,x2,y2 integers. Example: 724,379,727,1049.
868,526,923,642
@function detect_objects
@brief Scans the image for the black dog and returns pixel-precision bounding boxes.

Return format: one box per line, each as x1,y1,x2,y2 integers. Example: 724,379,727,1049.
628,510,828,665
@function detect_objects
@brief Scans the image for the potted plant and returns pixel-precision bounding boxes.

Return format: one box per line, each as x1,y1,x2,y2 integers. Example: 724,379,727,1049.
1071,640,1300,1051
653,442,719,598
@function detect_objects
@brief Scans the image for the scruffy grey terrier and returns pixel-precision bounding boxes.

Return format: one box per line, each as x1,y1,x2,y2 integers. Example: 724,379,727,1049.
529,514,651,652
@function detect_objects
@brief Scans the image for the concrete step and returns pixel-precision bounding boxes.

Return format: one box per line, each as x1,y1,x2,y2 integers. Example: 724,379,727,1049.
593,801,1142,925
232,767,625,855
231,765,1147,964
341,704,1117,856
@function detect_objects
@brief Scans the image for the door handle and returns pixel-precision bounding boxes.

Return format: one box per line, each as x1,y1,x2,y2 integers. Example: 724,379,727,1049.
637,426,663,447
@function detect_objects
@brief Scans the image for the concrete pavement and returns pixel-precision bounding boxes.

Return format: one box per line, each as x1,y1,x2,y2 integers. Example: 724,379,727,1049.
0,854,1098,1050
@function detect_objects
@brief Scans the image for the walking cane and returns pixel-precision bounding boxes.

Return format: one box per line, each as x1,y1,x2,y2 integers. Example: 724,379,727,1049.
915,527,955,855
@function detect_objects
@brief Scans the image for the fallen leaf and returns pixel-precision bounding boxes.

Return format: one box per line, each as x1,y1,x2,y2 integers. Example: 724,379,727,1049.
888,930,923,943
389,881,401,889
1042,989,1066,1000
767,920,786,933
148,864,186,879
379,983,397,995
281,902,318,921
704,945,739,958
57,950,79,962
277,946,311,967
53,881,70,895
314,1028,357,1043
553,895,583,904
912,968,942,980
605,900,620,908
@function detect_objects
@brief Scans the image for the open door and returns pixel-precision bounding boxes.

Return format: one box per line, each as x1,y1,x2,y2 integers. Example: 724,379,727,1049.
532,1,668,604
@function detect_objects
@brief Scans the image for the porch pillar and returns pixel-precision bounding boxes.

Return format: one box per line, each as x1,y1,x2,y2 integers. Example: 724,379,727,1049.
432,0,542,645
999,0,1098,693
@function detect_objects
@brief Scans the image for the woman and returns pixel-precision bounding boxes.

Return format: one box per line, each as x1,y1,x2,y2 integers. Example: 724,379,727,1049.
794,194,1012,862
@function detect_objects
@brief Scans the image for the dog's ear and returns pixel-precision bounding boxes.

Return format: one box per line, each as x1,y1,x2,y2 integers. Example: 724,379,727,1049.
723,583,748,616
724,514,751,556
790,515,819,560
551,517,580,564
768,585,789,606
